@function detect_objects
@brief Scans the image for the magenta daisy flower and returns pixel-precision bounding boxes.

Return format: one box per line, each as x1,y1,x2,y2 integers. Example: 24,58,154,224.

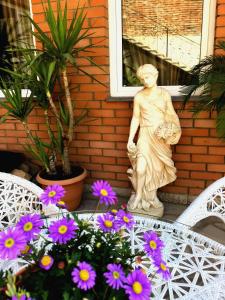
39,254,54,270
91,180,117,206
104,263,126,290
16,214,44,241
143,231,164,258
97,213,119,233
124,269,151,300
48,218,78,244
153,258,171,280
72,261,96,290
40,184,65,205
0,227,26,259
12,295,32,300
56,200,67,209
117,209,135,230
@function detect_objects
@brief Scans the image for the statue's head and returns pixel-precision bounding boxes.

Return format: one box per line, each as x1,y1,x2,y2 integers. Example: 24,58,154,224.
136,64,158,88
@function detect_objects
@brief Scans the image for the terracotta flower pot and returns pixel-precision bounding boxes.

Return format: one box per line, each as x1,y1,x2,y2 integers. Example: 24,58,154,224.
36,167,87,211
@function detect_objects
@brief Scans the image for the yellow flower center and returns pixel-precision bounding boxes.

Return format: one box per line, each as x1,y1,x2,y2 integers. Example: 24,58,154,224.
23,222,33,232
21,245,30,254
41,255,51,266
57,200,65,206
160,263,167,271
132,281,143,294
58,225,68,234
149,240,157,249
123,216,130,223
111,209,117,214
100,189,108,196
104,220,113,228
113,271,120,279
48,191,56,197
4,238,15,248
79,270,90,281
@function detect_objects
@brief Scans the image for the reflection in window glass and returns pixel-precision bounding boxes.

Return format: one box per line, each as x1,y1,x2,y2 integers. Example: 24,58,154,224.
122,0,203,86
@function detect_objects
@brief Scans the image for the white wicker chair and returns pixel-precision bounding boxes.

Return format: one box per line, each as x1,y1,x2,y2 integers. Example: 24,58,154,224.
176,176,225,227
0,172,57,228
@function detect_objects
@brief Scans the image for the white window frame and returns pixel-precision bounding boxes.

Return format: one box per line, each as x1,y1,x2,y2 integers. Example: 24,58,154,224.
0,0,34,99
108,0,217,98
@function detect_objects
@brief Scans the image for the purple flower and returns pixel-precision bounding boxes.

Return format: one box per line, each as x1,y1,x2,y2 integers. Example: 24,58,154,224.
16,214,43,241
11,296,32,300
72,261,96,290
117,209,135,230
97,213,119,233
40,184,65,205
91,180,117,206
153,258,171,280
143,231,164,258
104,263,126,290
56,200,67,209
39,254,54,270
124,269,151,300
48,218,78,244
0,227,26,259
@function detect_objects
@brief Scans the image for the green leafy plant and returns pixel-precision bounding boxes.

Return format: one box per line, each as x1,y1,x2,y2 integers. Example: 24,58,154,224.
181,40,225,138
0,0,103,178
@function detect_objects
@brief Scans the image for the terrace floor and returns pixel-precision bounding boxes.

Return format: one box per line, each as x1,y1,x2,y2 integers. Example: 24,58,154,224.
78,197,225,245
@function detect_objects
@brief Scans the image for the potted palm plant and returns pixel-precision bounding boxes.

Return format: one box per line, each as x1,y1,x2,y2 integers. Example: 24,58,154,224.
0,0,103,210
181,40,225,138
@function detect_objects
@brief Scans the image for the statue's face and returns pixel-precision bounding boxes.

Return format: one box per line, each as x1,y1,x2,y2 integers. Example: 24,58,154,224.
141,72,158,88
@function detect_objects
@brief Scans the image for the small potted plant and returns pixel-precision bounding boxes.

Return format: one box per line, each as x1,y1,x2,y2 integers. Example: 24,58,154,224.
181,40,225,139
0,180,171,300
0,0,103,210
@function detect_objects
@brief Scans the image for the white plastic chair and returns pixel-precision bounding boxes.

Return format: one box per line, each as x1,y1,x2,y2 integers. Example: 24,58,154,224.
0,172,57,228
176,176,225,227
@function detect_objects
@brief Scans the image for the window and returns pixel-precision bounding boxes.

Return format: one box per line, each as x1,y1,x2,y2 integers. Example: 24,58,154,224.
0,0,33,83
108,0,216,97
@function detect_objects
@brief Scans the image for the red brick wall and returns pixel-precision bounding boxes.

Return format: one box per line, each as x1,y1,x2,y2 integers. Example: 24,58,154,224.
0,0,225,200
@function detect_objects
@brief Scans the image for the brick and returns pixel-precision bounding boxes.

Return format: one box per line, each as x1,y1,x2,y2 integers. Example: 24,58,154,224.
71,140,89,148
117,158,130,165
82,163,103,171
77,148,102,156
101,102,129,109
180,119,193,127
70,155,90,163
89,109,114,118
189,188,203,196
103,149,127,157
116,142,126,150
216,27,225,37
87,7,107,18
91,171,115,179
175,162,206,171
90,18,108,28
90,0,107,6
194,119,215,128
103,165,127,173
217,4,225,15
74,126,89,133
116,126,129,134
182,128,209,136
208,147,225,155
107,180,130,188
160,185,188,194
115,110,132,118
216,16,225,26
91,156,116,164
175,145,207,154
176,170,190,178
178,136,191,144
173,153,191,162
90,141,115,149
77,133,101,140
191,172,222,180
103,134,127,142
208,164,225,172
175,178,205,188
0,123,16,130
117,173,129,180
192,137,224,146
103,118,130,126
0,137,17,144
192,154,224,163
89,126,114,133
80,83,107,92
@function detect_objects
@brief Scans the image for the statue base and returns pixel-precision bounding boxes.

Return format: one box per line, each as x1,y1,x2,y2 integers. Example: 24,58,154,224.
127,203,164,218
127,193,164,218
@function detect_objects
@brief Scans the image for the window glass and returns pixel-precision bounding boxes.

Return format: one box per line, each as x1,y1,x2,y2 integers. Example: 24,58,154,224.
108,0,216,97
0,0,33,81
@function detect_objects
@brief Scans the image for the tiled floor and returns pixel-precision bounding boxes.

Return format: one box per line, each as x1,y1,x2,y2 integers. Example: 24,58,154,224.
77,197,225,245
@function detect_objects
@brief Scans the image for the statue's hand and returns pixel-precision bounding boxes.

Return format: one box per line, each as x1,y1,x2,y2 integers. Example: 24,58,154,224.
127,140,136,152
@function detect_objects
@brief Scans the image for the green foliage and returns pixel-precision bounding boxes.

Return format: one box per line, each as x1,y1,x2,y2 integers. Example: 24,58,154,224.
181,40,225,139
0,0,103,177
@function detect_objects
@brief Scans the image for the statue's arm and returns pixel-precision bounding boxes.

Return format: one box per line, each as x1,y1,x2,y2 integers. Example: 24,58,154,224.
127,95,140,151
165,91,180,127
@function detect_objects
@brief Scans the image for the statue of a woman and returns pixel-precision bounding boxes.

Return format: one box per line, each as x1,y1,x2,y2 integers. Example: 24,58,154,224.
127,64,181,216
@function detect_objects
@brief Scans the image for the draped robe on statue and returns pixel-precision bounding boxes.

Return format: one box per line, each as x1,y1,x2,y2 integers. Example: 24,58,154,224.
127,88,181,210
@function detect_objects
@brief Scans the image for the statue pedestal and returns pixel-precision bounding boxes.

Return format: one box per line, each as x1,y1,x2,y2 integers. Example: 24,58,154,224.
127,193,164,218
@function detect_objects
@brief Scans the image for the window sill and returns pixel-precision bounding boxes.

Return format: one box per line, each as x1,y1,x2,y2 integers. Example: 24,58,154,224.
0,89,31,100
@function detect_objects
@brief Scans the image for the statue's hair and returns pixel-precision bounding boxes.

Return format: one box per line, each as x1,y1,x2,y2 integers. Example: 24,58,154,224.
136,64,158,80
